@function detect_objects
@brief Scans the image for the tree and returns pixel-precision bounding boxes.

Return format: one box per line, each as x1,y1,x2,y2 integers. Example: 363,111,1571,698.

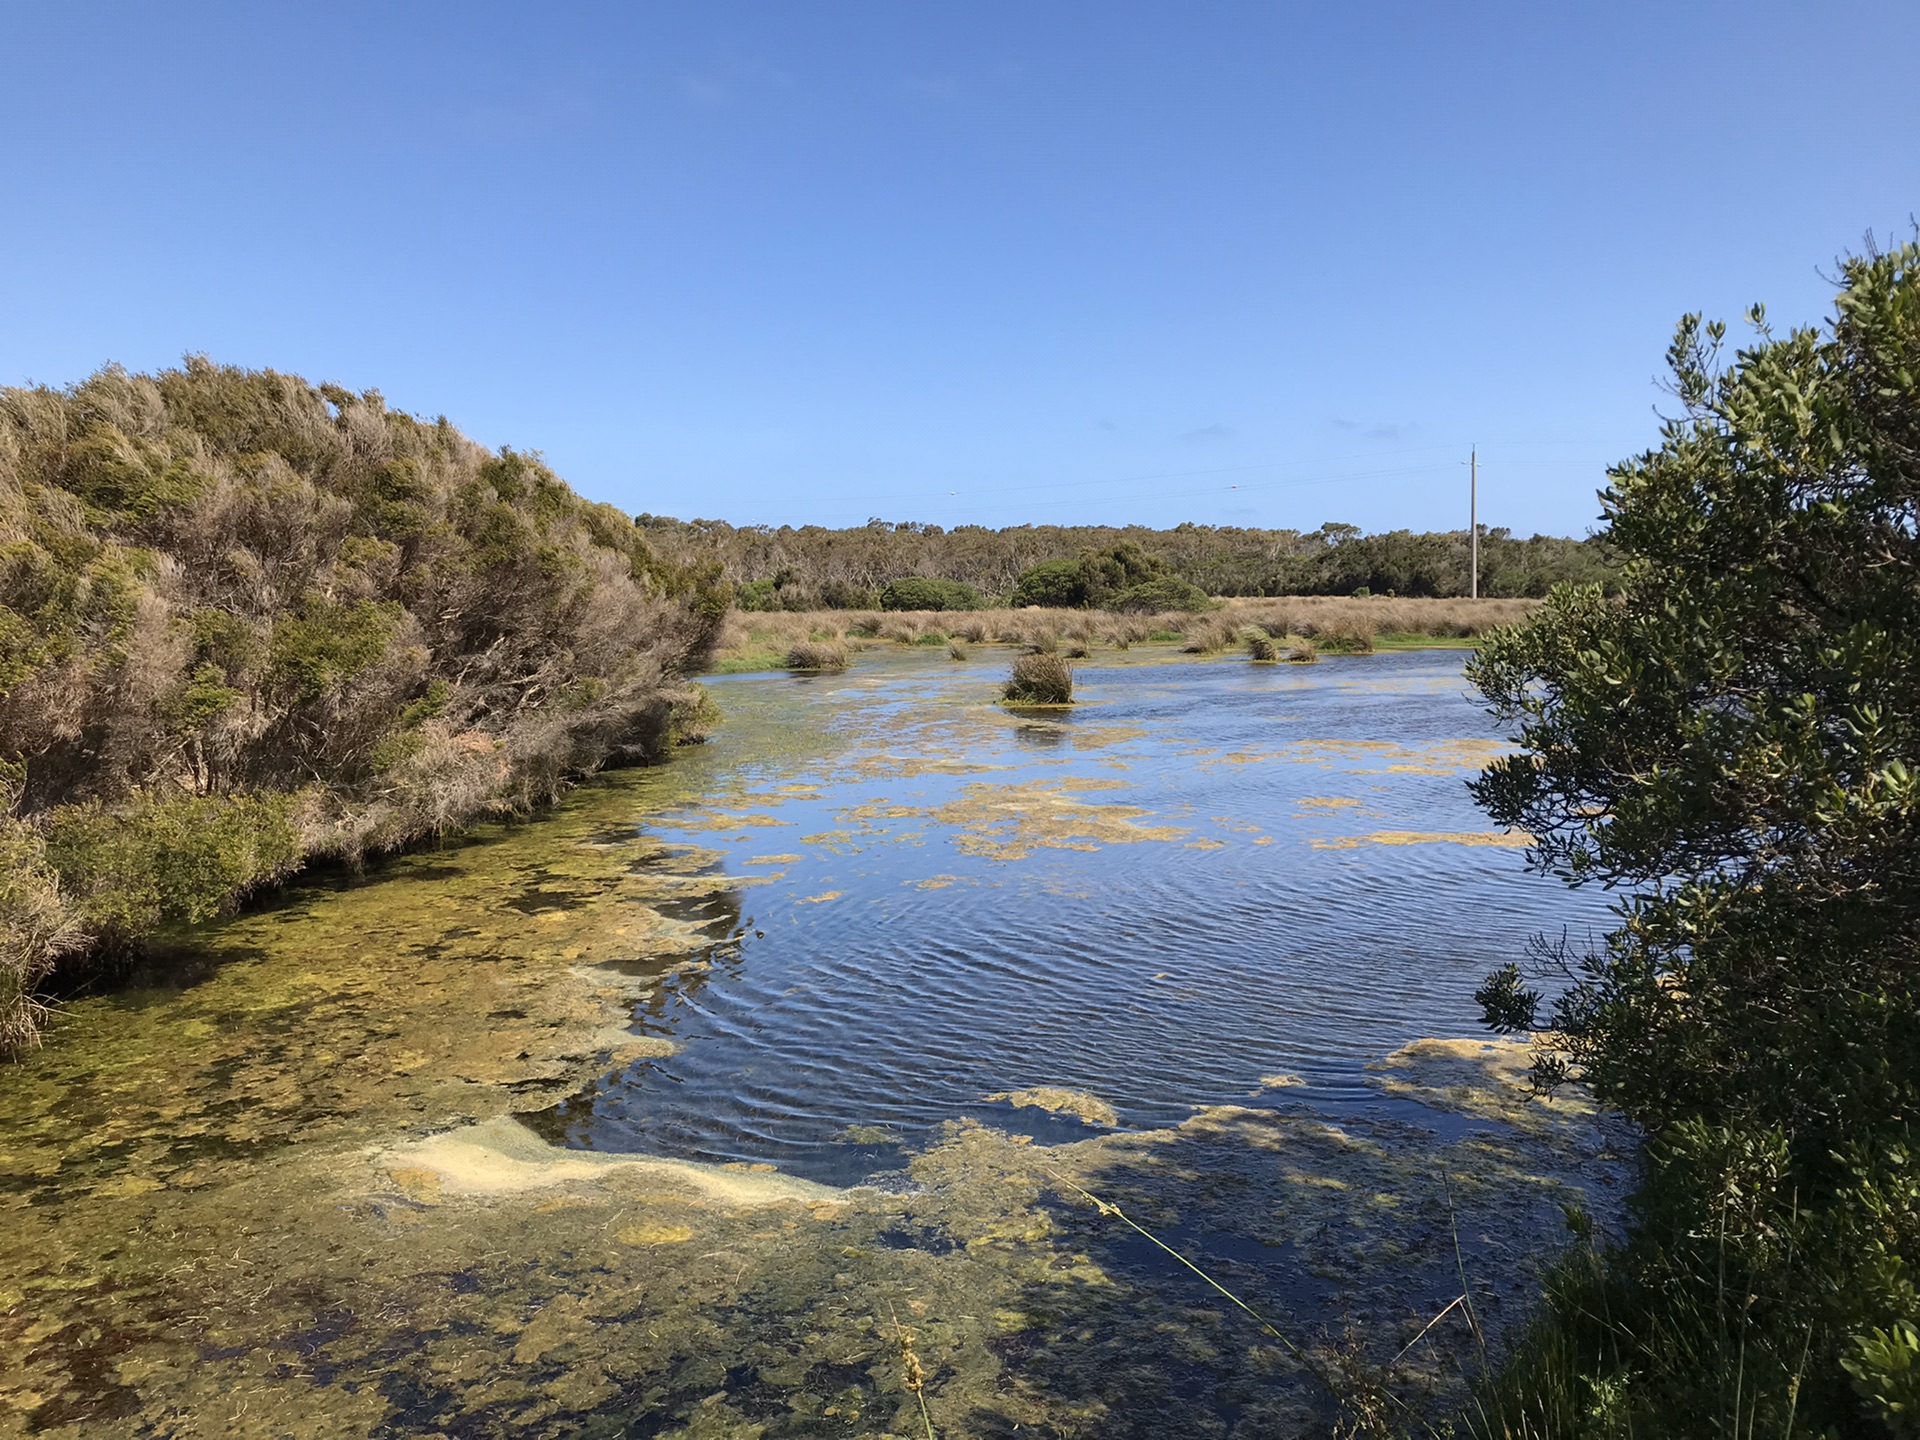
1466,242,1920,1434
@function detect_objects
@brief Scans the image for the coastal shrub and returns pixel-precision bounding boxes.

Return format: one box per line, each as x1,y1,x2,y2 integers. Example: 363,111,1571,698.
0,796,80,1053
1465,242,1920,1436
44,790,305,939
878,577,983,612
1111,576,1210,613
784,639,848,672
0,359,724,1052
1003,651,1073,705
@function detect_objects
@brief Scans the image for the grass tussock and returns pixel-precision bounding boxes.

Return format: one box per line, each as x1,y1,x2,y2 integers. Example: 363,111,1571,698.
1284,636,1319,663
784,639,849,672
1239,625,1281,661
1004,651,1074,705
946,638,968,661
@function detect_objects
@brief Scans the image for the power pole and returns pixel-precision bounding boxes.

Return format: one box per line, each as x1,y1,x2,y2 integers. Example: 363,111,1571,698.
1469,446,1479,600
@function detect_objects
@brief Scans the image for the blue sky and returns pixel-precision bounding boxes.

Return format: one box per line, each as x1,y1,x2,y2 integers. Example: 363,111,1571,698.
3,3,1915,536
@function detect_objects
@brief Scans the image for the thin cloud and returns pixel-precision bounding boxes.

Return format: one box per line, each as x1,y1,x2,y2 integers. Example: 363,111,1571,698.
1332,417,1417,442
1179,422,1234,443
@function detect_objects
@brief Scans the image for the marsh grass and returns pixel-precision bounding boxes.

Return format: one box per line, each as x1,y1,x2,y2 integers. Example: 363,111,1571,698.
946,638,968,661
1285,636,1320,664
711,597,1534,671
784,639,849,672
1240,625,1281,662
1004,651,1073,705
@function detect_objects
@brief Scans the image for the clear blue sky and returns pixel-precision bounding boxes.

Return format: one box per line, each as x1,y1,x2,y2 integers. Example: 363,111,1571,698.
4,4,1915,537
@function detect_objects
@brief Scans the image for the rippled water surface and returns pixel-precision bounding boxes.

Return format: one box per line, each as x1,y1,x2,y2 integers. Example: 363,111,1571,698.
528,649,1612,1180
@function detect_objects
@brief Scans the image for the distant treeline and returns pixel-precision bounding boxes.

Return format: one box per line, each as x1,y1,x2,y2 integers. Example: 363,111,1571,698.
635,515,1619,611
0,360,725,1053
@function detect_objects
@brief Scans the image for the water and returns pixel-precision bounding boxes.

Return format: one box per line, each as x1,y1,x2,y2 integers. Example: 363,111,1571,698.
0,645,1630,1439
525,648,1613,1181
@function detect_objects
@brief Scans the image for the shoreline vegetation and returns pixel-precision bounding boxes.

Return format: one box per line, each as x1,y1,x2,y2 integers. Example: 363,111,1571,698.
717,594,1533,674
0,359,726,1056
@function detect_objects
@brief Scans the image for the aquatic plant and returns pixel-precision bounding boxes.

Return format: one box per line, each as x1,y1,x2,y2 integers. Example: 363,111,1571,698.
785,639,849,672
1003,651,1073,704
946,638,968,661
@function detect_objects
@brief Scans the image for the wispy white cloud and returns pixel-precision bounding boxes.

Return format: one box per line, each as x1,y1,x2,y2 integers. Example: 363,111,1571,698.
1179,422,1234,443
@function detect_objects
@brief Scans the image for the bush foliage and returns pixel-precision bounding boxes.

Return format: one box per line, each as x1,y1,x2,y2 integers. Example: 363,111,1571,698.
639,514,1616,610
0,359,727,1051
1467,242,1920,1436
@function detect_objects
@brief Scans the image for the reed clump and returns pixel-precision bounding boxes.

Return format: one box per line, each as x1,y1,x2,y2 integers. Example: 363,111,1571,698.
1004,651,1073,705
946,638,968,661
785,639,849,672
1239,625,1280,661
1284,636,1319,663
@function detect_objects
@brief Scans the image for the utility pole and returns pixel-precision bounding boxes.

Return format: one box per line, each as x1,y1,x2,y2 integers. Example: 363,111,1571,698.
1469,446,1479,600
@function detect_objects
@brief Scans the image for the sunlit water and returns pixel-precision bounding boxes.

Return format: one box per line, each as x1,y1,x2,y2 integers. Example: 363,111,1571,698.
525,649,1614,1182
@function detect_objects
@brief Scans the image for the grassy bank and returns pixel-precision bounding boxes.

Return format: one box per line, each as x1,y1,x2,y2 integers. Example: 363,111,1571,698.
709,595,1535,673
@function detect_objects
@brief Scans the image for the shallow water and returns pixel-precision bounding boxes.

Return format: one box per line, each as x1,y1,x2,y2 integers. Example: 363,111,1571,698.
0,647,1631,1439
528,649,1612,1182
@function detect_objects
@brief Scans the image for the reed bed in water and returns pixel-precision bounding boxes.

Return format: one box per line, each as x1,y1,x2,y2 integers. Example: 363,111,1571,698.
784,638,849,672
712,597,1535,671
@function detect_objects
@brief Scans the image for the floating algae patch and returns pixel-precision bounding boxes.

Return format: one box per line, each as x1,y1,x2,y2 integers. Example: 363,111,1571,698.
1277,737,1512,775
986,1087,1121,1127
917,778,1189,862
1312,829,1533,850
380,1117,841,1203
1295,795,1365,811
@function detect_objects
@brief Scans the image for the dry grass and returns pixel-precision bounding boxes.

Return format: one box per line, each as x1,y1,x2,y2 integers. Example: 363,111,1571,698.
711,597,1535,671
784,639,849,672
1004,651,1074,705
1285,636,1319,664
946,638,969,661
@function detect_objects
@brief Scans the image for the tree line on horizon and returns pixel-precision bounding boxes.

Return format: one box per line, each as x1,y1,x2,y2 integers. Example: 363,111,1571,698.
634,513,1620,612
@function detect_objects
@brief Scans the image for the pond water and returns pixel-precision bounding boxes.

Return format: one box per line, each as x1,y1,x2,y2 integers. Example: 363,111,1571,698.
528,649,1613,1183
0,647,1632,1440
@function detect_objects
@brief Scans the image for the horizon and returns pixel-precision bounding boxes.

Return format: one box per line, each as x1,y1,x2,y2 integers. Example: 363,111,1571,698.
4,3,1916,538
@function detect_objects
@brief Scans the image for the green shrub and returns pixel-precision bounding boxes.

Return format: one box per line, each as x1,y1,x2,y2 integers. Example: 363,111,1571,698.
44,791,304,939
1111,577,1209,613
1465,243,1920,1436
878,577,984,612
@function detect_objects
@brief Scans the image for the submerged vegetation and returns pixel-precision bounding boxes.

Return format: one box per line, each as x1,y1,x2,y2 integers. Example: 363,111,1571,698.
1466,242,1920,1435
0,359,726,1053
